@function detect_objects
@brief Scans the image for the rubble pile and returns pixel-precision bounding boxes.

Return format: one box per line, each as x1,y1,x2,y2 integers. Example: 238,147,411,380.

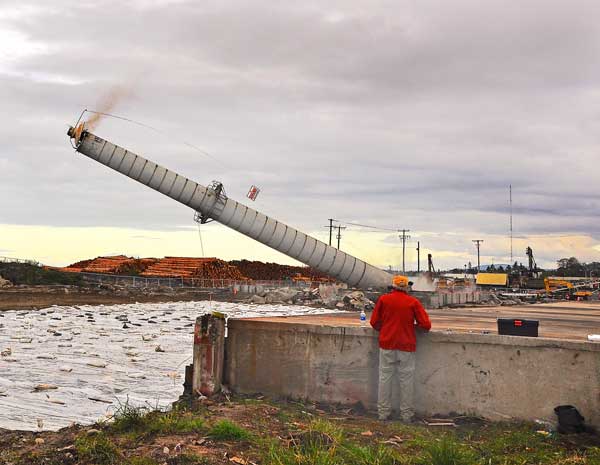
247,284,375,311
230,260,332,281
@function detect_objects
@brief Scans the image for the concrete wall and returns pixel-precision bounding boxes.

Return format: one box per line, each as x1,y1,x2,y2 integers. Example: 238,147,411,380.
412,290,489,308
225,320,600,428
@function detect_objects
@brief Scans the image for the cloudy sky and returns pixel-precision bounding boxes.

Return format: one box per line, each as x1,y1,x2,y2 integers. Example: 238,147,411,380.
2,0,600,269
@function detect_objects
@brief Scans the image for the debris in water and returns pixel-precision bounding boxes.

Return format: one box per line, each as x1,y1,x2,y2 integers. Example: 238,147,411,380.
86,361,107,368
34,384,58,392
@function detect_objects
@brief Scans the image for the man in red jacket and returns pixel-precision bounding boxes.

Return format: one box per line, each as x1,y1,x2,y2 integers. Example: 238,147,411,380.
370,275,431,422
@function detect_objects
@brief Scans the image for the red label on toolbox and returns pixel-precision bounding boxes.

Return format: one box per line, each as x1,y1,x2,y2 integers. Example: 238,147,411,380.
514,320,523,327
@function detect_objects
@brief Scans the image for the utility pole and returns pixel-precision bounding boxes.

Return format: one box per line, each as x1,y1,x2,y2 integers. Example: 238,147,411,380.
324,218,336,246
336,225,346,249
416,241,421,273
399,229,411,273
509,185,513,264
472,239,484,272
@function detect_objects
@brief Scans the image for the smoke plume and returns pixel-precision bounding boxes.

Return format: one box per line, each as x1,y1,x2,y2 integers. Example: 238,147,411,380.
85,86,131,131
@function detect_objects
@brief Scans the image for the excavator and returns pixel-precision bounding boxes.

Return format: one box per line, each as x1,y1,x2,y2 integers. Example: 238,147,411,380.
544,278,593,300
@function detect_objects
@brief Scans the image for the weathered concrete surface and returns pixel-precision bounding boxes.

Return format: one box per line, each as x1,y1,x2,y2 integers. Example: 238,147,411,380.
413,290,488,308
225,316,600,428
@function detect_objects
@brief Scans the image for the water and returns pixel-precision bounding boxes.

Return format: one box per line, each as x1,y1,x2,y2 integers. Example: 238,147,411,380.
0,300,336,431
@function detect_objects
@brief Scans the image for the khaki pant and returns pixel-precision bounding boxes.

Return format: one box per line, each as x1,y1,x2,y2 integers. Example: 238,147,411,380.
377,349,416,421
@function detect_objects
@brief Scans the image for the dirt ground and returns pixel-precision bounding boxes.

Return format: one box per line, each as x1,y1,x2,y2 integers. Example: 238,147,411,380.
0,285,231,312
0,395,598,465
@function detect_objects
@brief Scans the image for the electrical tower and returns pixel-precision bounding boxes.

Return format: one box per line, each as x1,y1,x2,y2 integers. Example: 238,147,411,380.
472,239,484,271
399,229,411,273
416,241,420,273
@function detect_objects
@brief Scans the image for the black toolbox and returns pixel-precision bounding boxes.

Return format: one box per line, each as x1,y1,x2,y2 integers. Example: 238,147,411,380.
497,318,539,337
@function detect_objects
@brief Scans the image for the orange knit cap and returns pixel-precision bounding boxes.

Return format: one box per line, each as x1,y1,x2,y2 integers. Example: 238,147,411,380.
392,275,409,288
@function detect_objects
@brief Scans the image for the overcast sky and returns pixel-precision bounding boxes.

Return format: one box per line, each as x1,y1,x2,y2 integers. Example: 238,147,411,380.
2,0,600,269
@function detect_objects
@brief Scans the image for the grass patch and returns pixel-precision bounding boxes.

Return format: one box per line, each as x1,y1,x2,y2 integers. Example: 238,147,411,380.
146,411,205,434
419,436,475,465
340,443,400,465
127,457,159,465
110,400,204,436
111,401,147,433
209,420,251,441
75,433,121,465
166,453,212,464
262,419,402,465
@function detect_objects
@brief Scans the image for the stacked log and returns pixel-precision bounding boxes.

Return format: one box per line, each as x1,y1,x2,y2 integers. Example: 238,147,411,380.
60,255,334,282
59,256,157,275
140,257,245,280
229,260,331,281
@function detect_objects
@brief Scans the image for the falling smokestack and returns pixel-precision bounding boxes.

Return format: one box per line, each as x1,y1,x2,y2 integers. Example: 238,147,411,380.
67,126,393,290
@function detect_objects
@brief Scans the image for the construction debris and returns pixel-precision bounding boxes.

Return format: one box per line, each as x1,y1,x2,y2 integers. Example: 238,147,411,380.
247,285,375,312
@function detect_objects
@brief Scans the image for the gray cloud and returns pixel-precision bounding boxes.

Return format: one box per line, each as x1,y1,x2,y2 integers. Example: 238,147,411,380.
1,0,600,268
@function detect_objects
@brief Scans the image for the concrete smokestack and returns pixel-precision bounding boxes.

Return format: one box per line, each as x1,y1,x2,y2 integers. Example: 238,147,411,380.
67,126,392,289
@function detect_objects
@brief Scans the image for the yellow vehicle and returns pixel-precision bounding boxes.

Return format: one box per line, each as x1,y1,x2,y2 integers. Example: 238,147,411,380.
544,278,593,300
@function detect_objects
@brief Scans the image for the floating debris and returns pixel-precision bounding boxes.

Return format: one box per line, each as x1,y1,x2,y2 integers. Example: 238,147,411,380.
34,384,58,392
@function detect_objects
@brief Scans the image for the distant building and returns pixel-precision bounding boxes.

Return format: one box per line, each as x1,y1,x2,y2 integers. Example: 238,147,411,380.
476,273,508,287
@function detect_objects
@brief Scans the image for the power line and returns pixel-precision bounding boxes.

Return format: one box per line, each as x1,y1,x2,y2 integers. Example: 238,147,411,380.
335,219,398,232
81,109,232,170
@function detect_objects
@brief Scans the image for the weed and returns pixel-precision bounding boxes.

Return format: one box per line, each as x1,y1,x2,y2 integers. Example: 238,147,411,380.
341,443,400,465
166,453,212,464
420,436,475,465
146,411,204,434
110,400,204,436
209,420,251,441
111,400,148,432
127,457,159,465
75,433,121,465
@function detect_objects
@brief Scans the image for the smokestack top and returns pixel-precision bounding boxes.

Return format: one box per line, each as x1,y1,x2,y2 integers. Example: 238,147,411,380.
67,123,86,146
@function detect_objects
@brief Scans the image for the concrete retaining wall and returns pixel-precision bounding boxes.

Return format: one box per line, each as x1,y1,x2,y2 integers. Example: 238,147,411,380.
225,320,600,428
412,291,489,308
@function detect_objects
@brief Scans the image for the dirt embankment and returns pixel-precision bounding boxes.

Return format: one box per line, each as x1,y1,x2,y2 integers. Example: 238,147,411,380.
1,395,599,465
0,285,226,312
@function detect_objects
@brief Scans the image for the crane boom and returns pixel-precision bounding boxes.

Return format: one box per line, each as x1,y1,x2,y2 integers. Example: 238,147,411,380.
67,126,393,289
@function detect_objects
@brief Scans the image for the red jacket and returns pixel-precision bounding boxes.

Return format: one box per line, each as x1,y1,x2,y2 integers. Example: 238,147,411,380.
370,290,431,352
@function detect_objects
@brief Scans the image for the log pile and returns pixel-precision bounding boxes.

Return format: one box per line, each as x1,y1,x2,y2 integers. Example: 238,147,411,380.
140,257,245,280
60,255,334,282
59,256,157,275
229,260,332,281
